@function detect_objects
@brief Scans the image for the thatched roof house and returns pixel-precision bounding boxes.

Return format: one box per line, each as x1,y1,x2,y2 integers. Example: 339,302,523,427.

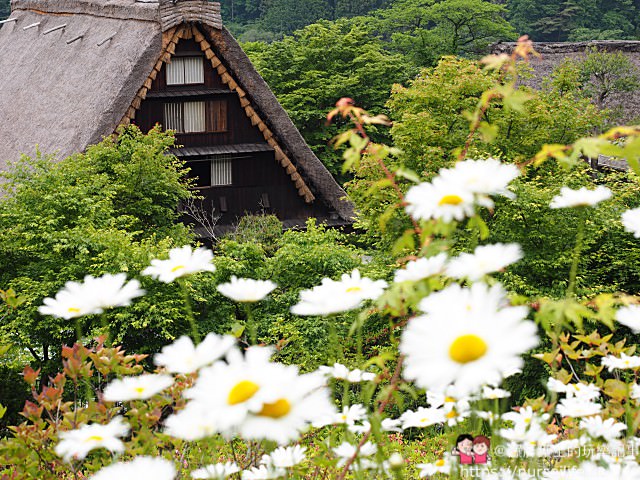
0,0,354,230
492,40,640,171
492,40,640,124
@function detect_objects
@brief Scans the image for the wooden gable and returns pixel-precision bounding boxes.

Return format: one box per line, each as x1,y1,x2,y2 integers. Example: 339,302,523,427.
129,25,333,227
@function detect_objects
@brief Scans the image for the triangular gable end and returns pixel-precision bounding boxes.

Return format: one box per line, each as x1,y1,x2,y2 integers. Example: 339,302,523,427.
119,23,316,204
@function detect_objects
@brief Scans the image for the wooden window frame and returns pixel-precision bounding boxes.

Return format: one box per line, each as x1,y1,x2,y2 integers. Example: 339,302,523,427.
166,56,205,86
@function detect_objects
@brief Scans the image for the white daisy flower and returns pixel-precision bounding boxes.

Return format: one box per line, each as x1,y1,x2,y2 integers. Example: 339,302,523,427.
91,456,176,480
182,346,288,433
439,158,519,203
616,305,640,333
318,363,376,382
381,418,402,432
291,269,387,316
333,441,377,467
154,333,236,374
549,186,612,208
499,422,557,453
622,207,640,238
481,386,511,399
142,246,215,283
502,406,550,429
393,253,447,282
347,420,371,434
164,402,222,441
401,282,537,394
262,445,306,468
602,353,640,371
580,416,626,442
237,371,335,444
39,273,145,319
631,383,640,400
566,382,600,401
446,243,523,281
54,416,129,462
400,406,445,429
217,277,277,303
417,457,451,477
556,397,602,418
547,377,569,394
241,465,284,480
405,177,475,223
191,462,240,479
103,374,173,402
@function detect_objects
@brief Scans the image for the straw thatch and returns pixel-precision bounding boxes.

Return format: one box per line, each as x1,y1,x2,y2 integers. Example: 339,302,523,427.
492,40,640,124
0,0,354,222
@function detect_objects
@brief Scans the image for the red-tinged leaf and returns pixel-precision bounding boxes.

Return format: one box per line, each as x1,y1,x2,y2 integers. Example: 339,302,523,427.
22,366,40,387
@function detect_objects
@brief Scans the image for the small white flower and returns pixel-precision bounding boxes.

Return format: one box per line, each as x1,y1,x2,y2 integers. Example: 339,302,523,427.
154,333,236,374
333,442,377,467
550,186,612,208
291,270,387,316
91,456,176,480
39,273,145,319
439,158,520,201
241,465,284,480
393,253,447,282
566,382,600,401
446,243,523,281
381,418,402,432
318,363,376,383
417,456,451,477
580,416,626,441
217,277,277,303
616,305,640,333
602,353,640,371
481,386,511,399
547,377,569,394
262,445,306,468
405,177,475,223
55,416,129,462
631,383,640,400
622,207,640,237
556,397,602,418
103,374,173,402
191,462,240,479
400,407,445,429
142,246,215,283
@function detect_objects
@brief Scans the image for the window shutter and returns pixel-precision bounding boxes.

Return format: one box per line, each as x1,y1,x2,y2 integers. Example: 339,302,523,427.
166,58,185,85
184,101,206,133
183,57,204,84
164,102,183,132
210,156,233,186
207,100,228,132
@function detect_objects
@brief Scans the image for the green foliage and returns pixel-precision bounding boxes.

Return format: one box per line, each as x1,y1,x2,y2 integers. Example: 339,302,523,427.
227,213,284,256
579,47,640,107
0,126,194,374
0,0,8,20
373,0,516,67
507,0,640,41
244,19,410,178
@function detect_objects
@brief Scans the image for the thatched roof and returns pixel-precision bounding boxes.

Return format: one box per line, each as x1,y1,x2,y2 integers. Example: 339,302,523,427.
492,40,640,124
0,0,354,221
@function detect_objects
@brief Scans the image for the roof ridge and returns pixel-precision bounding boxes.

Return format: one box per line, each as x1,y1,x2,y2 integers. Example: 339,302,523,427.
10,0,222,31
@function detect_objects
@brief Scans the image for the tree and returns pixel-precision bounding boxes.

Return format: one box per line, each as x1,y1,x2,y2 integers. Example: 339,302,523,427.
0,127,195,375
373,0,516,67
579,47,640,108
244,18,410,178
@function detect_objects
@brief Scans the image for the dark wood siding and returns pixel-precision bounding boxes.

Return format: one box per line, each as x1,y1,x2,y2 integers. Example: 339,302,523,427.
134,36,333,228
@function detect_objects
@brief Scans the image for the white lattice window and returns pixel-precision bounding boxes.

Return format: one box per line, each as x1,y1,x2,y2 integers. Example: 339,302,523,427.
210,155,233,186
166,56,204,85
164,101,205,133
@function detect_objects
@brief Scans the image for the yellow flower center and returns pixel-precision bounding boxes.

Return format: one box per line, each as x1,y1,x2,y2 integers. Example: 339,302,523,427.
68,307,81,313
445,410,457,419
448,334,488,364
444,396,456,403
438,195,464,206
420,418,427,423
228,380,260,405
436,459,445,467
346,286,362,293
86,435,103,442
258,398,291,418
134,387,145,395
171,265,186,273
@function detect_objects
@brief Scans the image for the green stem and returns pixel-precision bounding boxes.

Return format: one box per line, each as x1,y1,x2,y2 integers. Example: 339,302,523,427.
567,209,587,298
74,318,83,344
244,303,257,345
178,278,200,343
100,313,111,347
